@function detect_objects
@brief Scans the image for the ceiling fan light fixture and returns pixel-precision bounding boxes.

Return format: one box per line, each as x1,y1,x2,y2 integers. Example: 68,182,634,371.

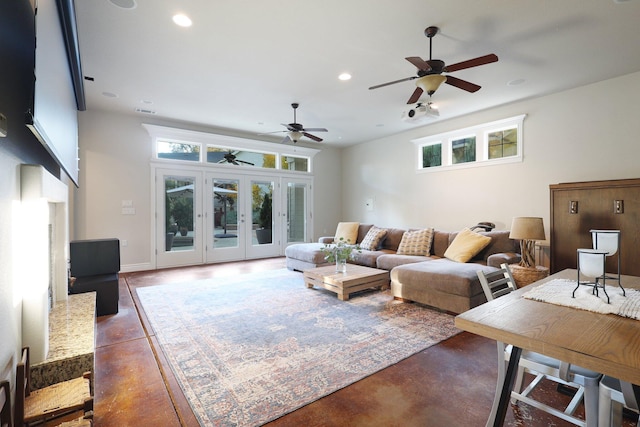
288,131,303,143
416,74,447,95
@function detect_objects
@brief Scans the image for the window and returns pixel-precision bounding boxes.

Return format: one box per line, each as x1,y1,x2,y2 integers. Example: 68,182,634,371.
145,123,319,173
157,140,201,162
422,143,442,168
281,155,309,172
206,146,276,168
488,127,517,159
412,114,525,172
451,136,476,164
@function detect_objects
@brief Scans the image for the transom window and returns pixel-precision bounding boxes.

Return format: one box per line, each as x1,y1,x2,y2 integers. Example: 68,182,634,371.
144,124,317,173
413,114,525,172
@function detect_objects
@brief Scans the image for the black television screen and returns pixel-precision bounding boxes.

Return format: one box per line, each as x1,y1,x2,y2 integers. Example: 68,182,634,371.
26,0,81,186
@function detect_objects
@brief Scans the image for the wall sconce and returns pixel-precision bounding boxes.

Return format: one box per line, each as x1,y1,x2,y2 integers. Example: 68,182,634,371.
614,200,624,214
569,201,578,214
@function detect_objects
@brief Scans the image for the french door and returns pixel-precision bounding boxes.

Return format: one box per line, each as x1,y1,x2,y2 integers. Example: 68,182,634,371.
155,167,295,268
155,168,204,268
284,177,313,246
205,173,281,262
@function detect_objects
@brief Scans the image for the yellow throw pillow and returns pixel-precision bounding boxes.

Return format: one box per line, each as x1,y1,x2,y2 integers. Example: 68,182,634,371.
444,228,492,263
334,222,360,244
396,228,434,256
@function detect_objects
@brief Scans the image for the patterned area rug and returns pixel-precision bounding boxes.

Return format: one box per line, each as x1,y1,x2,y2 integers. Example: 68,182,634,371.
136,268,460,427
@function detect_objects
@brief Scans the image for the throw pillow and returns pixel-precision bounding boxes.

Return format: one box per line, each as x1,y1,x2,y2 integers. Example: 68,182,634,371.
396,228,434,256
359,226,388,251
334,222,359,244
444,228,492,263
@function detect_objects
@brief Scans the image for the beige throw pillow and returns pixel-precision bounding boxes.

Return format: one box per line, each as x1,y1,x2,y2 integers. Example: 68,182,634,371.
359,226,388,251
334,222,359,244
444,228,492,263
396,228,434,256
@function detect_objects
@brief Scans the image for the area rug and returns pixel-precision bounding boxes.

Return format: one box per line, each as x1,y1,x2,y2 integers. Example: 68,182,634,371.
136,268,460,427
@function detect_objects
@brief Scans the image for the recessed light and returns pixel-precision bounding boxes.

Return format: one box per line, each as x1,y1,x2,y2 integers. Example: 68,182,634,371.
507,78,526,86
140,100,153,105
102,91,118,98
173,14,192,27
338,73,352,81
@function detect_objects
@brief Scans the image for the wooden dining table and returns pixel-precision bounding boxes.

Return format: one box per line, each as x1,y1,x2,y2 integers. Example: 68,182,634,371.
455,268,640,426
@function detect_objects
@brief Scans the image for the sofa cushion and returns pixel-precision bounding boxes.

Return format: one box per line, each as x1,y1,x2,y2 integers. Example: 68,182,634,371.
380,228,406,251
444,228,492,263
376,253,436,270
335,222,359,244
360,226,388,251
431,231,453,258
391,259,496,298
475,230,519,261
397,228,434,256
284,243,328,265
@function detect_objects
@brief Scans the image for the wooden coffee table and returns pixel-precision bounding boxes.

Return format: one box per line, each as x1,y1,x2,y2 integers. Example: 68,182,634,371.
303,264,390,300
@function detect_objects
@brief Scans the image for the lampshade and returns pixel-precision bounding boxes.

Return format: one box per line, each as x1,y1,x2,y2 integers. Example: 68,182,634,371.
288,131,303,143
509,217,546,241
416,74,447,96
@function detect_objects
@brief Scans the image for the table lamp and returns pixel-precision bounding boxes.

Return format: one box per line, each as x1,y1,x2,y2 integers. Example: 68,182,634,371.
509,217,546,268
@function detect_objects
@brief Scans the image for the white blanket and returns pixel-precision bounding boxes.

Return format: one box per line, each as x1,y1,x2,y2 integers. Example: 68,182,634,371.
522,279,640,320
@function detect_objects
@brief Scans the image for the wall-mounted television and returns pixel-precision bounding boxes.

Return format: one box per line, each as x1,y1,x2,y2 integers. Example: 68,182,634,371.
26,0,85,187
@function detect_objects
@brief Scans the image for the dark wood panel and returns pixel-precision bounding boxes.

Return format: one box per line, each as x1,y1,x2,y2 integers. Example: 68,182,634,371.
550,178,640,276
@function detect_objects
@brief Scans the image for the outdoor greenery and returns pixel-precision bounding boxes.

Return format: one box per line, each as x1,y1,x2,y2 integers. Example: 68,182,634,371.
259,193,272,229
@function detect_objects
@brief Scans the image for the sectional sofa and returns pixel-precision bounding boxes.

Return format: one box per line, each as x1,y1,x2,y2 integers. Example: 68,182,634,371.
285,223,521,314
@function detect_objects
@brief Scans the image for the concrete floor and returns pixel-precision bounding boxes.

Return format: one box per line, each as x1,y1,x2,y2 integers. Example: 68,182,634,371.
90,257,637,426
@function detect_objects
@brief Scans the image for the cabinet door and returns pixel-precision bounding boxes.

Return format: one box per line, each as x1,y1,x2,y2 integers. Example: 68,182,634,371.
550,179,640,276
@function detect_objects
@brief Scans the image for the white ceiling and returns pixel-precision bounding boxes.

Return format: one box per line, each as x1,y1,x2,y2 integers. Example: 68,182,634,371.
74,0,640,147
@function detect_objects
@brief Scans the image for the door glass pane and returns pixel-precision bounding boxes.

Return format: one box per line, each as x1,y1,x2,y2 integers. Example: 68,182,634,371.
165,176,195,252
287,182,307,243
213,179,239,248
252,180,274,245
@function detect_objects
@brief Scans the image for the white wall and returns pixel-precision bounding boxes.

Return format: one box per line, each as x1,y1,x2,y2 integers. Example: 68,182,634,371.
76,112,344,271
341,71,640,238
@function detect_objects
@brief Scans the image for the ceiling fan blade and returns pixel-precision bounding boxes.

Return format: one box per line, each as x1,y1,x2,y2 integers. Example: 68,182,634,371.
303,128,328,132
445,75,481,93
369,76,416,90
281,123,296,131
303,132,323,142
257,130,286,135
282,135,292,144
407,87,423,104
444,54,498,73
237,159,255,166
405,56,431,71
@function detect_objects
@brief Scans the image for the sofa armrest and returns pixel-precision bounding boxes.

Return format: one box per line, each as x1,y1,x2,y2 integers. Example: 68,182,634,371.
318,236,335,244
487,252,521,268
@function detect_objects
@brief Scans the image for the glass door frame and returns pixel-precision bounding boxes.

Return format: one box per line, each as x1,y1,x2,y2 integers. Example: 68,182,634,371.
154,167,204,268
152,163,313,267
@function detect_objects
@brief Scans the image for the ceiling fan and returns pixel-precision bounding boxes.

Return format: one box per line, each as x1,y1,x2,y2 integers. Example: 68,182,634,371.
261,103,328,143
369,26,499,104
220,150,254,166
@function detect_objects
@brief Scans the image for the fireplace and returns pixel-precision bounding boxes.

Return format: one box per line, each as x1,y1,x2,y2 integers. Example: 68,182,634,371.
19,165,69,364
